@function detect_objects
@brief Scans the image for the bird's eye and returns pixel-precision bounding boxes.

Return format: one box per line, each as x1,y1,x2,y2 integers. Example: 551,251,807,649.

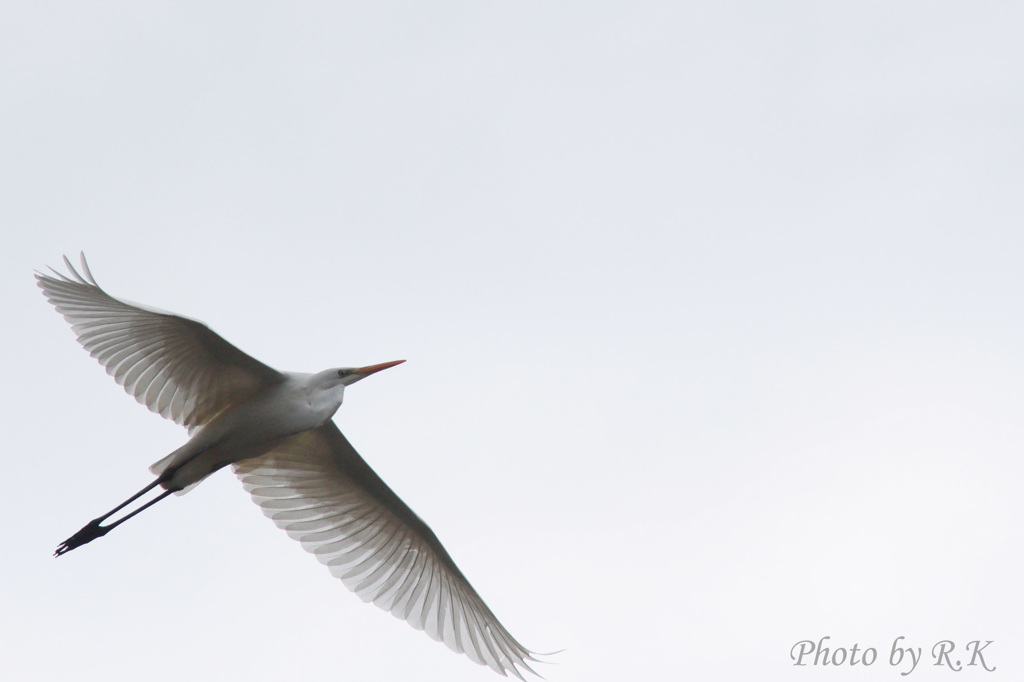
337,369,347,378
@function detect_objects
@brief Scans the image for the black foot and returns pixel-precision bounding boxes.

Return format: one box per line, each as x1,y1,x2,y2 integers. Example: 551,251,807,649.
54,519,111,557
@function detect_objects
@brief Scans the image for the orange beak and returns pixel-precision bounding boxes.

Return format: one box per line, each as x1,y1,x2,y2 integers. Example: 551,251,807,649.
354,359,406,377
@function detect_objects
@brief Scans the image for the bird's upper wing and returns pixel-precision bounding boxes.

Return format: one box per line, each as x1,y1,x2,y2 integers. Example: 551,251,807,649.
36,254,285,431
233,422,539,679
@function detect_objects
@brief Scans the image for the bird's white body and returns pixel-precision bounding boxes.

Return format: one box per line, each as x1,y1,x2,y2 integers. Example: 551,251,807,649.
152,370,348,492
37,255,540,680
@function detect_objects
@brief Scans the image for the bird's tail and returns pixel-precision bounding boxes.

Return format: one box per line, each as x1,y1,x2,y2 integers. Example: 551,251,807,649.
148,445,204,495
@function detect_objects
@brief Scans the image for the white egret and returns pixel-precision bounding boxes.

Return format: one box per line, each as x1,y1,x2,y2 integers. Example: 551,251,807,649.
37,254,540,679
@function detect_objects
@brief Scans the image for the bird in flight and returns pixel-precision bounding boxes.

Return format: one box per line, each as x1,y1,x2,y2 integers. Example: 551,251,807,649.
37,254,540,679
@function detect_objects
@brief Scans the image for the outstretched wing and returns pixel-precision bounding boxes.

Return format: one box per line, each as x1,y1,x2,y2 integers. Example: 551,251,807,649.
234,422,539,679
36,253,285,431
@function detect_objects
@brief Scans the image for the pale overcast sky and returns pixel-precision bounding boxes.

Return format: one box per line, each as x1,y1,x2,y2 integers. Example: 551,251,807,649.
2,2,1023,681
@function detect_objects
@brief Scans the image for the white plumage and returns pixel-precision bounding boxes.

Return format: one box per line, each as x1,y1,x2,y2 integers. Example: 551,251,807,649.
38,254,539,679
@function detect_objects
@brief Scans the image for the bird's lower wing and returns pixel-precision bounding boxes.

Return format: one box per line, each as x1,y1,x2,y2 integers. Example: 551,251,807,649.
233,422,538,679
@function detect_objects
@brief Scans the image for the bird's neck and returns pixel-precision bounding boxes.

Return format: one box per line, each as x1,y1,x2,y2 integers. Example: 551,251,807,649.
304,383,345,420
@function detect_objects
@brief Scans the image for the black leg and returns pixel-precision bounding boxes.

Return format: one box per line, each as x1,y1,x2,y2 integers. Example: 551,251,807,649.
55,480,175,557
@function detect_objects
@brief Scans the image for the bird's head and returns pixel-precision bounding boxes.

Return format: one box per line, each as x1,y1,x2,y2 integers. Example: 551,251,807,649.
304,360,404,417
335,359,406,387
